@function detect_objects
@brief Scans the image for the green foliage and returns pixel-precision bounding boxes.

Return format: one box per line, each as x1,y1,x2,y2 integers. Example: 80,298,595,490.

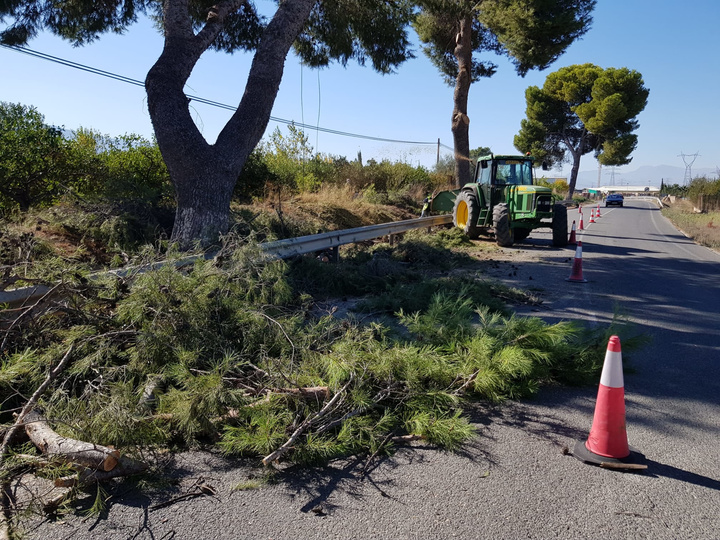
660,182,688,198
477,0,596,76
293,0,415,73
470,146,492,161
413,2,502,86
686,177,720,211
0,228,635,477
0,102,65,214
263,125,316,191
91,132,173,206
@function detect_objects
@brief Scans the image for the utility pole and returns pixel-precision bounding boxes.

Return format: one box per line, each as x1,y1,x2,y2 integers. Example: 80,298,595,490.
678,151,700,184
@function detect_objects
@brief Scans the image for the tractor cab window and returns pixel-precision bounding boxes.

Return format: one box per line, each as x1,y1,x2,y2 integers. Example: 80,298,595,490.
494,160,533,186
478,161,492,184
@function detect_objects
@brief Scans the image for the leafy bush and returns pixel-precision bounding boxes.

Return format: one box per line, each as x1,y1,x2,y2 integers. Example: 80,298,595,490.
687,177,720,211
0,102,65,214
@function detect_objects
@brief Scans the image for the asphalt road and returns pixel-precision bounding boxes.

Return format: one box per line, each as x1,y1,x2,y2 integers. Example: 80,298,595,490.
23,198,720,540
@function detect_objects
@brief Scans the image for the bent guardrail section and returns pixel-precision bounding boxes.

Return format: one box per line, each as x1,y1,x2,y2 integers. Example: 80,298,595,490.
1,215,453,308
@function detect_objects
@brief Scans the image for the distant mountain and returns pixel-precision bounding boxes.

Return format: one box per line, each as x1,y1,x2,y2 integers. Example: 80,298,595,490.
553,165,718,189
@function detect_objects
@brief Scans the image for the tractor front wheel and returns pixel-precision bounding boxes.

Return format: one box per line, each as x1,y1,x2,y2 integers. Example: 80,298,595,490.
453,191,481,239
493,203,513,247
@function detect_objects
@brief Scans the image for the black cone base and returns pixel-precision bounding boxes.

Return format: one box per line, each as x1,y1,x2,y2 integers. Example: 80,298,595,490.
573,440,647,471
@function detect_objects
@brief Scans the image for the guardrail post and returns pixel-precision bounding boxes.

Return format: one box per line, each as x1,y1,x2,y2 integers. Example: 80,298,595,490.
331,246,339,263
389,234,395,246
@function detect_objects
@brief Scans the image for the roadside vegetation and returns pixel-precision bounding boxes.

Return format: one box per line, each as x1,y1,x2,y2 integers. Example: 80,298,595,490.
1,101,638,531
661,176,720,250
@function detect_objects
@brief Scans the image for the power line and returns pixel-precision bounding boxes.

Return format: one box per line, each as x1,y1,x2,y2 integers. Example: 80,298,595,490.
2,44,443,147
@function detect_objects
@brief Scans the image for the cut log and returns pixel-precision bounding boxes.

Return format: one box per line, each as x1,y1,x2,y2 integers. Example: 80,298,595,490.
23,410,147,481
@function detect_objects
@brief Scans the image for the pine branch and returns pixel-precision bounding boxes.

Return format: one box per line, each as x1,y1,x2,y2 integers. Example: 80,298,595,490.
262,375,354,466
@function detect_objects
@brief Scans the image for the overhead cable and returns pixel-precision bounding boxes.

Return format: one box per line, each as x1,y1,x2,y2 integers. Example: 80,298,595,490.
2,44,441,146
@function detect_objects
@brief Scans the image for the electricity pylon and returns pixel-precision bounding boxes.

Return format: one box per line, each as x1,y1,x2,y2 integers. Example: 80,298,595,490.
678,151,700,184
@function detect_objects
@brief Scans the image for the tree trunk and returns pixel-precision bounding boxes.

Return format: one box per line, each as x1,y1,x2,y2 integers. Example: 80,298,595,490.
145,0,317,249
451,15,473,189
566,131,586,197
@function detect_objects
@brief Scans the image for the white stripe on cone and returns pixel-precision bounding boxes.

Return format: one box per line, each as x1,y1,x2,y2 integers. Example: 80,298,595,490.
599,336,624,388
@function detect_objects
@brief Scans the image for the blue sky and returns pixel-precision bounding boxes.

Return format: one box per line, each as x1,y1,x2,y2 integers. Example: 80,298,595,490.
1,0,718,187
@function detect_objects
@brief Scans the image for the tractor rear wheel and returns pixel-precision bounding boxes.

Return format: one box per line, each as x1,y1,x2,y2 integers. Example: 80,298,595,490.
551,203,569,247
493,203,513,247
453,191,481,239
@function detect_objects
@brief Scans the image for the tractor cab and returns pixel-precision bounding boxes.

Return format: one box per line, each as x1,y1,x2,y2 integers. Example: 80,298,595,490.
475,155,536,208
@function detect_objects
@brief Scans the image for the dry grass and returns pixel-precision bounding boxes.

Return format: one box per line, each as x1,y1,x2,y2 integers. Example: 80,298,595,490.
662,199,720,250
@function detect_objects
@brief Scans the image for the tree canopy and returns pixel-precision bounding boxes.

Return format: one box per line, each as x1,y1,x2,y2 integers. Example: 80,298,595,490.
1,0,415,247
413,0,595,187
514,63,649,196
0,102,64,212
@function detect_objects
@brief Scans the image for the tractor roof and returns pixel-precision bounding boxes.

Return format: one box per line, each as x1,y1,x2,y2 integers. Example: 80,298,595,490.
476,154,535,162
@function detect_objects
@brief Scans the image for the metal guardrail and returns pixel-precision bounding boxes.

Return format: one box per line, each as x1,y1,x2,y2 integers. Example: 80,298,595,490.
1,215,453,308
262,214,452,259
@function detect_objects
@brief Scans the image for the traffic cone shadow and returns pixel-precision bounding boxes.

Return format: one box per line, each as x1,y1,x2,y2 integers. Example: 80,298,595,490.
574,336,647,471
565,241,587,283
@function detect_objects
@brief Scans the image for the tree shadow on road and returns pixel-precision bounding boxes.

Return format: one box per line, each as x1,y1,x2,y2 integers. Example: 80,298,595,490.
643,459,720,491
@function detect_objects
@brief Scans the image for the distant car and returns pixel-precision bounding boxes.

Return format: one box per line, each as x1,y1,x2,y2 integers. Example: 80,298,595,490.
605,193,624,207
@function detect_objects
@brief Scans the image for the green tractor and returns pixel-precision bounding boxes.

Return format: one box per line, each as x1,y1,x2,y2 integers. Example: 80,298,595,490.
431,154,568,247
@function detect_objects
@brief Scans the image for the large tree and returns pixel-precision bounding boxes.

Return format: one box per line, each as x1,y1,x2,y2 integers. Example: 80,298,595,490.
413,0,595,187
0,101,63,212
514,63,649,196
0,1,414,247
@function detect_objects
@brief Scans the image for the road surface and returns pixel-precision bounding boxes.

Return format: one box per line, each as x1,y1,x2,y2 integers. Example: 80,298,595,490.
23,198,720,539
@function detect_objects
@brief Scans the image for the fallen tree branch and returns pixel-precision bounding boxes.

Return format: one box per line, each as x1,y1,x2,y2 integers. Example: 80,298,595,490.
0,344,74,463
262,376,353,466
23,410,147,484
454,368,481,395
0,283,61,352
1,480,10,540
136,374,166,414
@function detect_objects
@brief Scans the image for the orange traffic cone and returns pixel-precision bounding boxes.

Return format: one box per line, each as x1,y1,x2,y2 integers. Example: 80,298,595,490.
589,208,596,224
574,336,646,469
565,241,587,282
578,214,584,230
568,220,577,245
596,204,602,218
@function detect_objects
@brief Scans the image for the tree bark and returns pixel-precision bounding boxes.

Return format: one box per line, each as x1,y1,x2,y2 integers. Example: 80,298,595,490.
451,15,473,188
23,410,147,479
565,130,586,197
145,0,317,248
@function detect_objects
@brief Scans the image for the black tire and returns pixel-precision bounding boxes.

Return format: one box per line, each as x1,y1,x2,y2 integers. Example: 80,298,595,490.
493,203,513,247
453,191,482,239
551,203,569,247
514,228,531,242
